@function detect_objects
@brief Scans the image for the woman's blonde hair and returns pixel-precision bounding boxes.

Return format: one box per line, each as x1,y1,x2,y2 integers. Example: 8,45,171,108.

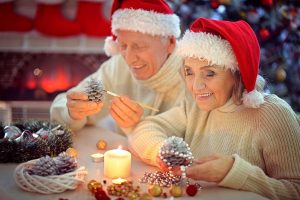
232,70,266,105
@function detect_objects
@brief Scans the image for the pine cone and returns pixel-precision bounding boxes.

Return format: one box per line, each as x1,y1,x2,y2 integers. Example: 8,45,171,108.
29,155,57,176
159,136,194,168
55,152,77,175
85,78,105,103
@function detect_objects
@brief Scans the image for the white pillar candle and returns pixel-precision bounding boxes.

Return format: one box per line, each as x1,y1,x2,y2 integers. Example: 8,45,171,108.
104,147,131,179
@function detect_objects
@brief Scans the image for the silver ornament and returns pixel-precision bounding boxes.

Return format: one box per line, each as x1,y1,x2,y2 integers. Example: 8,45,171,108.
4,125,22,140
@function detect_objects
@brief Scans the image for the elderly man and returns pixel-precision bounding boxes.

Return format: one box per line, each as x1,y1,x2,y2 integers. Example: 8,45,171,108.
50,0,185,135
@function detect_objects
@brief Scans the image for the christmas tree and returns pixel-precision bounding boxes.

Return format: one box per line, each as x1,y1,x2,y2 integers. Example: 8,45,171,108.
168,0,300,113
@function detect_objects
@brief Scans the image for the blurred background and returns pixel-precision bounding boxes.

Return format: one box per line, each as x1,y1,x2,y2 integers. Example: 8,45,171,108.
0,0,299,123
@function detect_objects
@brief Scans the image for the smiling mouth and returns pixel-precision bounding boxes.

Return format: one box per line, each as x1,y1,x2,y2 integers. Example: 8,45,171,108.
196,93,213,98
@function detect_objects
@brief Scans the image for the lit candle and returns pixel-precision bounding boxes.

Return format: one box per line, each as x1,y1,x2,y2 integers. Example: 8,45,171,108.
112,177,127,185
91,153,104,163
104,146,131,179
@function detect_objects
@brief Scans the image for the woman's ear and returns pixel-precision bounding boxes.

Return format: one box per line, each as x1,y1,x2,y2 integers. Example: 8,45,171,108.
167,36,176,54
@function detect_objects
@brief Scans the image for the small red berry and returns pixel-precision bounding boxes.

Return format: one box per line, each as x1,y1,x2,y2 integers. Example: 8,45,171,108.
186,184,198,197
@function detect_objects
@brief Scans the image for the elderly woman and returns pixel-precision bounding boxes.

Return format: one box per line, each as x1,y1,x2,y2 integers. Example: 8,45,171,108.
50,0,185,135
128,18,300,200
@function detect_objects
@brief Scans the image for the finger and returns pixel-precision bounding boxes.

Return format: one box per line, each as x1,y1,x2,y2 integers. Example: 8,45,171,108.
186,165,207,180
67,100,99,111
120,96,141,112
111,98,137,122
193,154,220,164
67,91,88,100
109,107,127,127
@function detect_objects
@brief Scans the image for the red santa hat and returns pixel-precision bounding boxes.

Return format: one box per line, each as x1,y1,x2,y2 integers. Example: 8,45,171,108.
177,18,264,108
104,0,181,56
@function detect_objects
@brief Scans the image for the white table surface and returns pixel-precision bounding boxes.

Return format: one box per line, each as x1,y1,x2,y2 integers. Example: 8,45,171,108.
0,126,269,200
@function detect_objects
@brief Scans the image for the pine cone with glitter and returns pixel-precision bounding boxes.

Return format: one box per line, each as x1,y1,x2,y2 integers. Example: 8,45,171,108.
55,152,77,175
85,78,105,103
159,136,194,168
28,155,57,176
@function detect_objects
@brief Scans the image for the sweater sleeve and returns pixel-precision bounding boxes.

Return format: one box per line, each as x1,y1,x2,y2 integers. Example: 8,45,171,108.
50,57,115,131
219,95,300,200
128,101,188,166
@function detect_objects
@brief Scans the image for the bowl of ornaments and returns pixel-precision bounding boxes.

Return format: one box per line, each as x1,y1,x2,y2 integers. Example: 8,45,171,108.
14,152,88,194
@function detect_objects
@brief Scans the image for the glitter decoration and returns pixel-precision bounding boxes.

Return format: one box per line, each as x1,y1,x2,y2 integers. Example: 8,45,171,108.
85,78,105,103
139,171,181,187
159,136,194,168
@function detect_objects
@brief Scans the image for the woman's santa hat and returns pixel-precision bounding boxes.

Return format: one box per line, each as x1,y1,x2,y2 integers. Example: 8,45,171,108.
177,18,264,108
104,0,181,56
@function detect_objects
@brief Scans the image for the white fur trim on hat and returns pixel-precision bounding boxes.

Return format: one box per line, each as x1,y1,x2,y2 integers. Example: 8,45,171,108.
242,90,265,108
177,30,238,71
36,0,64,4
104,36,119,56
112,8,181,38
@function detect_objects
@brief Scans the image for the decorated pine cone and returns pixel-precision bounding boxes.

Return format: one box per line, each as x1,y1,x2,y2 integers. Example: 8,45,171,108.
159,136,194,168
28,155,57,176
85,78,105,103
55,152,77,175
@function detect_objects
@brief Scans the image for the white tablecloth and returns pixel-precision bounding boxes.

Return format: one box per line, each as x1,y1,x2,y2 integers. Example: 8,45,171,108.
0,126,268,200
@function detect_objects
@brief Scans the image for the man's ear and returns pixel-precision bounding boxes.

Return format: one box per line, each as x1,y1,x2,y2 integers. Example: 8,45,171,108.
167,36,176,54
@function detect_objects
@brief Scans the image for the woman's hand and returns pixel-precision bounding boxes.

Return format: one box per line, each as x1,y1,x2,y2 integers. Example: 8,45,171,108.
109,96,144,128
66,91,103,120
186,153,234,183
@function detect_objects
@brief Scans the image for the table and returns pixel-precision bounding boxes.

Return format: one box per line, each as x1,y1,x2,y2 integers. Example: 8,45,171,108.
0,126,268,200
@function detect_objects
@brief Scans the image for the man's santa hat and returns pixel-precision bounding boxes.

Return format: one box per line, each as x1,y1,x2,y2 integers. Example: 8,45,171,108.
177,18,264,108
104,0,181,56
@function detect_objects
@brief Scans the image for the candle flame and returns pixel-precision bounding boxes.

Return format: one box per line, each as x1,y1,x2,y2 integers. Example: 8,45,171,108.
118,146,122,150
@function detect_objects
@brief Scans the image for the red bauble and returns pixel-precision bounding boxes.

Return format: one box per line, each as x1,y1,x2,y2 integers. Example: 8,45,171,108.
259,28,270,41
186,184,198,197
210,0,220,9
94,188,110,200
261,0,273,7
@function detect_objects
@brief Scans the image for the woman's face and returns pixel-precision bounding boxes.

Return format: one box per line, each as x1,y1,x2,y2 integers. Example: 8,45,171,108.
183,57,235,111
116,30,175,80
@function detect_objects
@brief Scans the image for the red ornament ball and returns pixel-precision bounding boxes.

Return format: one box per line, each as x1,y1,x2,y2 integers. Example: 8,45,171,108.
259,28,270,41
186,184,198,197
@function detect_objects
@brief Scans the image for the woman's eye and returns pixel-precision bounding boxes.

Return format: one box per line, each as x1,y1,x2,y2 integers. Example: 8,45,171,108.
184,67,193,76
206,70,215,77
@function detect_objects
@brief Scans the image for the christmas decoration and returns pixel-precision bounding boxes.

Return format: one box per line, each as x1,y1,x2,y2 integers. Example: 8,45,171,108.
88,180,103,194
139,193,153,200
66,147,78,158
106,180,140,198
167,0,300,112
28,155,57,176
55,152,78,175
86,78,105,103
0,120,73,163
14,154,87,194
148,184,163,197
96,139,107,150
139,171,181,187
169,185,183,197
159,136,193,168
186,184,198,197
0,0,33,32
35,0,81,37
75,0,111,37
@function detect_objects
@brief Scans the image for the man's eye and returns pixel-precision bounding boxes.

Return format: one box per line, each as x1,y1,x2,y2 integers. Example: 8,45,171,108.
184,67,193,76
120,44,127,50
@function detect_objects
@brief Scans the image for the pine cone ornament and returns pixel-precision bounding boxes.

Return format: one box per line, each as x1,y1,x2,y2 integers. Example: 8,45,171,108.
55,152,77,175
159,136,193,168
29,155,57,176
85,78,105,103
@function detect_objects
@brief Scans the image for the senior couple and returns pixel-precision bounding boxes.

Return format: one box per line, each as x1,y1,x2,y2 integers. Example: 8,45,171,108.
50,0,300,199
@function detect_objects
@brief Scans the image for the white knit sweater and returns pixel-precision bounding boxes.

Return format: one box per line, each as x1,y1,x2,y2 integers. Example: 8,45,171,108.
50,52,185,135
129,94,300,200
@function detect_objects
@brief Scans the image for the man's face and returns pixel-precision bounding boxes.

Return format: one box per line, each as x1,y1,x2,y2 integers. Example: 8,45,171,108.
116,30,174,80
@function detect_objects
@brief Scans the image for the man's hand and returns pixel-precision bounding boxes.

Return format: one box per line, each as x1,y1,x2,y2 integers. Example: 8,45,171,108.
109,96,143,128
186,153,234,183
66,91,103,120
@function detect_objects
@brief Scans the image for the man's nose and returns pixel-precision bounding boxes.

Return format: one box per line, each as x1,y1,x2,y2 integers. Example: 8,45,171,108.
124,47,138,65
